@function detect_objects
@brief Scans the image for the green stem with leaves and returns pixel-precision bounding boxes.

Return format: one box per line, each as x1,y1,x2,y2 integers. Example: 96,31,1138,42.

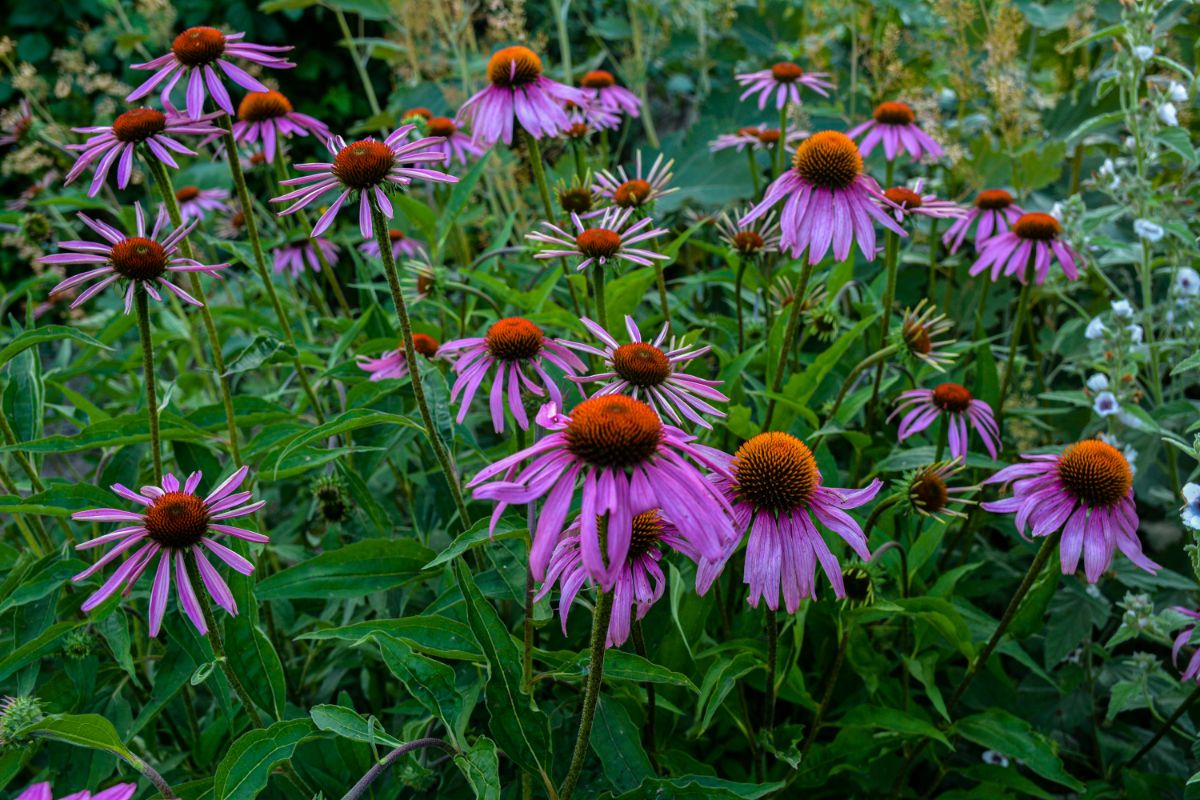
134,286,163,483
763,256,814,429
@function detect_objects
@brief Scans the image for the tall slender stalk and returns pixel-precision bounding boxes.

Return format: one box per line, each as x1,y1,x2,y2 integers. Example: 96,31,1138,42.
734,255,748,350
775,105,788,178
134,286,163,483
997,251,1037,424
653,262,670,327
747,149,761,197
143,155,243,465
520,128,584,317
864,227,901,427
340,739,457,800
0,409,74,544
215,114,325,424
762,257,814,429
369,198,471,529
592,263,609,330
559,587,614,800
1127,685,1200,768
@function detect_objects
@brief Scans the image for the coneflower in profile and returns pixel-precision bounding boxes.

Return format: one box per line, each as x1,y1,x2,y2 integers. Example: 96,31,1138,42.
970,211,1081,284
847,101,943,162
735,62,834,108
942,189,1024,254
457,46,586,145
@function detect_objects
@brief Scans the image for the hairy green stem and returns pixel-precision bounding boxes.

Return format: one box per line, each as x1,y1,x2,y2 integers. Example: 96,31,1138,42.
763,257,814,429
734,255,748,350
520,128,584,317
558,587,614,800
134,286,162,483
997,250,1037,424
1127,685,1200,768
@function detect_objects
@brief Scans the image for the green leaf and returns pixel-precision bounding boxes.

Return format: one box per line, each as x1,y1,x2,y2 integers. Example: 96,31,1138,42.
613,776,785,799
424,516,527,569
211,719,313,800
298,616,482,661
553,649,698,691
454,736,501,800
1156,127,1197,163
839,705,950,747
589,696,653,791
256,538,433,599
374,634,469,745
606,267,659,323
0,621,80,681
0,325,110,367
692,651,760,735
310,703,404,749
224,334,294,376
5,411,207,454
273,408,422,473
0,483,116,516
18,713,132,759
453,560,554,789
955,709,1084,790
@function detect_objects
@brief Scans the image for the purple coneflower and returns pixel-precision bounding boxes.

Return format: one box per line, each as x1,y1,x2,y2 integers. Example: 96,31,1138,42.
457,46,586,145
565,99,621,134
560,316,729,429
897,460,976,522
736,62,834,109
424,115,485,165
890,383,999,460
708,124,807,153
272,237,339,277
71,467,266,636
881,180,966,223
696,432,882,611
16,783,136,800
42,203,227,313
896,301,957,371
64,108,219,197
969,212,1081,284
942,189,1024,254
439,317,584,432
175,185,230,221
127,26,294,119
740,130,904,264
537,509,696,647
358,229,424,261
271,125,457,238
357,333,440,381
847,101,944,162
593,152,677,209
526,206,669,272
469,398,734,585
981,440,1160,583
1171,607,1200,682
232,90,331,161
717,207,782,257
579,70,642,118
0,98,33,147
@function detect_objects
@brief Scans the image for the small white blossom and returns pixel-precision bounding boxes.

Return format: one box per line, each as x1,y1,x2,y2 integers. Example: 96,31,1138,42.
1176,267,1200,296
1184,483,1200,531
982,750,1011,767
1093,391,1120,417
1133,219,1164,242
1112,299,1134,319
1169,81,1189,102
1133,45,1155,61
1087,373,1110,392
1158,102,1179,127
1126,323,1144,344
1086,317,1108,339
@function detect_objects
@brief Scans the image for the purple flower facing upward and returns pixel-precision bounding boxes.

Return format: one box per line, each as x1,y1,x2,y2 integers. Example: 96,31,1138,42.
942,189,1024,254
439,317,585,433
740,130,905,264
16,783,136,800
981,440,1160,583
127,26,294,119
71,467,267,637
537,509,697,648
358,229,425,261
526,206,670,273
469,398,734,587
65,108,220,197
847,101,944,162
272,237,339,278
271,125,457,239
560,316,729,430
232,90,331,161
457,46,586,145
970,212,1081,285
890,382,999,460
579,69,642,118
175,184,230,221
735,62,834,109
695,432,883,612
42,203,228,313
881,180,967,223
1171,608,1200,682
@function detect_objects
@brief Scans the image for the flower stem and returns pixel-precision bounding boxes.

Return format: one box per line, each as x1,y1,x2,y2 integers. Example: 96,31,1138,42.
746,149,761,197
653,261,671,327
134,286,163,483
215,113,325,424
1127,684,1200,768
558,587,614,800
369,198,471,529
143,154,243,465
520,127,583,318
631,619,656,757
124,753,178,799
775,104,788,179
762,257,814,429
864,228,901,427
997,250,1037,425
800,625,850,756
185,552,265,729
927,218,940,299
592,263,609,330
340,739,457,800
734,254,747,350
0,410,74,543
820,344,900,430
891,531,1060,796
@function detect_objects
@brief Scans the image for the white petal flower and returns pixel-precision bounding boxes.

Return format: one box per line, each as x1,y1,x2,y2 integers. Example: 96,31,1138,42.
1158,102,1179,126
1133,45,1154,62
1085,317,1107,340
1093,391,1120,417
1111,299,1134,319
1087,373,1110,392
1133,219,1164,242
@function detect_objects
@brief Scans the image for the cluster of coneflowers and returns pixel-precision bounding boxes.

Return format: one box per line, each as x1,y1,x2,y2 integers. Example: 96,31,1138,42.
17,24,1178,799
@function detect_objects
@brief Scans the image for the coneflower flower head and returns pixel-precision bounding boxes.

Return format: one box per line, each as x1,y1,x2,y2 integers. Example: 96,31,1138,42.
232,90,331,161
847,101,944,162
970,211,1082,285
735,61,834,109
457,45,586,145
942,189,1024,254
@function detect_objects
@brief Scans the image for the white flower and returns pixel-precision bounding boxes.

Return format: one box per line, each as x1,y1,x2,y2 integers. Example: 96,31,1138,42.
1133,219,1164,242
1086,317,1108,339
982,750,1010,767
1169,81,1189,102
1184,483,1200,531
1158,102,1179,127
1050,202,1064,220
1099,158,1121,189
1126,323,1144,344
1112,299,1134,319
1133,45,1155,62
1087,373,1110,392
1176,267,1200,296
1093,391,1120,417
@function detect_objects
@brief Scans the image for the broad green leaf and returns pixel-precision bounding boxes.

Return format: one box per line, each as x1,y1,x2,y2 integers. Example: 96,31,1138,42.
374,634,469,745
273,408,422,472
299,616,481,661
0,621,80,681
256,538,434,599
454,736,500,800
839,705,950,747
424,516,527,569
310,703,404,748
589,696,653,791
613,776,785,799
0,325,109,367
211,719,313,800
18,713,132,759
955,708,1084,790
